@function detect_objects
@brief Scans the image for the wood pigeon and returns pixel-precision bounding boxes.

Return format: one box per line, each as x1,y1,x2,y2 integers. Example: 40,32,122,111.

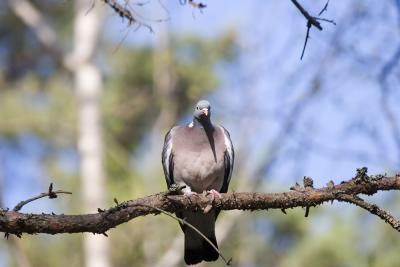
162,100,234,265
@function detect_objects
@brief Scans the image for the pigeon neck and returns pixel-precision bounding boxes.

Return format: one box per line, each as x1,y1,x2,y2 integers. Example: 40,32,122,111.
193,117,213,130
193,117,217,162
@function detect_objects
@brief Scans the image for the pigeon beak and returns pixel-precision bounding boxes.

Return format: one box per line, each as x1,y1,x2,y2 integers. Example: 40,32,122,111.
201,108,209,117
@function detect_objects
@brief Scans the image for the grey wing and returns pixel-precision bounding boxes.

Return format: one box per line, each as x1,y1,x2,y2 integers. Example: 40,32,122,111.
220,126,234,193
162,128,175,188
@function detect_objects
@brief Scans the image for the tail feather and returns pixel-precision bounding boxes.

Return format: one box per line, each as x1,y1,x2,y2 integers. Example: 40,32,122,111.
181,210,219,265
184,233,219,265
184,247,203,265
201,235,219,262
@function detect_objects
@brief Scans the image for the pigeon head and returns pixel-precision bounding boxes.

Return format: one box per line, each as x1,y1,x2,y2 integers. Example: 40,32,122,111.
193,100,211,123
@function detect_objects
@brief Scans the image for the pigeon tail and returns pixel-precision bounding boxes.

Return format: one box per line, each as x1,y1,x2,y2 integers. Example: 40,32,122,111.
184,232,219,265
201,234,219,262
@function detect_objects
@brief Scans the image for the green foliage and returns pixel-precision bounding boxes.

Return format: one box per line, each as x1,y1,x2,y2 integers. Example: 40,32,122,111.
0,74,77,143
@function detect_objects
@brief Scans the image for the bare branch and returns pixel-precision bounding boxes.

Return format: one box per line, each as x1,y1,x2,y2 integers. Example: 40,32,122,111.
337,194,400,231
1,169,400,236
13,183,72,212
290,0,323,30
103,0,136,24
315,17,336,25
187,0,207,10
300,20,312,60
318,0,330,16
101,0,153,32
290,0,336,59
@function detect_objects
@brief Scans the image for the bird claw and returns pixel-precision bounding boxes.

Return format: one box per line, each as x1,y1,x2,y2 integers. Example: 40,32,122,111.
207,189,222,202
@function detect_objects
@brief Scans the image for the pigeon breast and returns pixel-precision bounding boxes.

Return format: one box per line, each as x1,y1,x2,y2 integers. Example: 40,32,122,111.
171,125,226,193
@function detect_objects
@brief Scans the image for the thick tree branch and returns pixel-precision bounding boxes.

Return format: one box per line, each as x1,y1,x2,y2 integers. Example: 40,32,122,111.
1,169,400,236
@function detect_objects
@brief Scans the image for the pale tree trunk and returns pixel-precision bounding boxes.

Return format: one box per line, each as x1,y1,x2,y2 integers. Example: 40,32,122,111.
73,1,110,267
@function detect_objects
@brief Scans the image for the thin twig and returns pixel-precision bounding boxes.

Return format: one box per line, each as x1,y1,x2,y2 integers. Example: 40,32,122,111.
304,206,310,217
300,21,312,60
85,0,96,15
338,194,400,231
290,0,322,30
102,0,153,32
290,0,336,60
318,0,330,16
103,0,136,24
13,183,72,212
315,17,336,25
188,0,207,10
136,203,232,265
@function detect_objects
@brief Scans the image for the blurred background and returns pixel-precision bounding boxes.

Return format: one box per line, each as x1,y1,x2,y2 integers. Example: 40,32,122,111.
0,0,400,266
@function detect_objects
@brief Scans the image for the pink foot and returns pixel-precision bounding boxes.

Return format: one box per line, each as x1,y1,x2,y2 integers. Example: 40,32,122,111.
207,189,222,202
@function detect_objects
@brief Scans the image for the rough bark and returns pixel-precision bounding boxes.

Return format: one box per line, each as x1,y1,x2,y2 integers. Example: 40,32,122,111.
1,170,400,235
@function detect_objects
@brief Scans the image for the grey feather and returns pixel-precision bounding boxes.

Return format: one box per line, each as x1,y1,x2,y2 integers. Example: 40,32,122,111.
161,127,175,188
161,100,234,265
220,126,234,193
